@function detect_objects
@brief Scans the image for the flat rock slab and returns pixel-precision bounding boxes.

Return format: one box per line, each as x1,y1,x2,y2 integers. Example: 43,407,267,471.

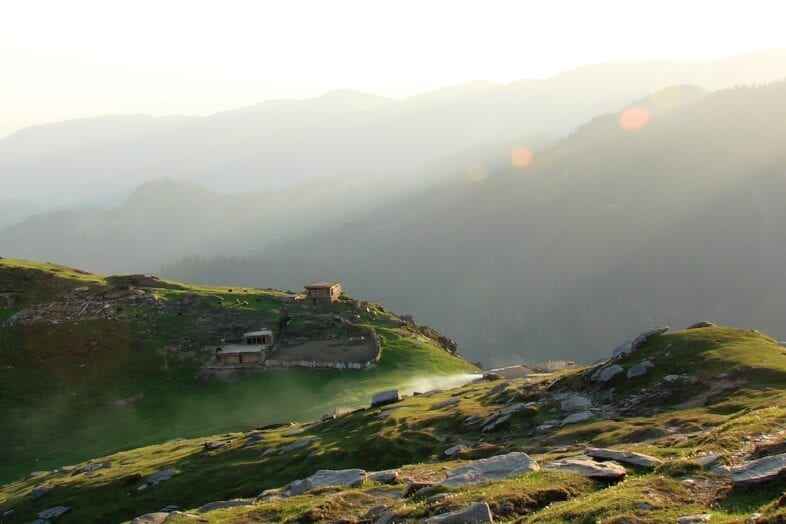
368,469,400,484
561,410,594,426
422,502,493,523
130,513,170,524
731,452,786,485
430,397,461,410
37,506,71,520
545,457,626,481
595,364,624,382
284,468,367,496
198,499,254,513
585,447,663,468
146,469,177,485
371,389,402,407
561,394,593,412
442,452,540,487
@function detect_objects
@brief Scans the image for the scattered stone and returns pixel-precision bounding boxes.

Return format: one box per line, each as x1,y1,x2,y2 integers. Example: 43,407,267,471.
544,457,626,481
731,453,786,486
198,499,254,513
687,321,716,329
677,515,711,523
696,454,723,467
612,327,669,358
368,469,400,484
404,481,435,497
37,506,71,520
442,452,540,487
481,413,511,432
585,447,663,468
627,360,654,379
422,502,493,523
371,389,402,408
146,469,177,485
130,513,169,524
30,487,49,500
561,411,594,426
283,469,367,496
427,493,456,503
430,397,461,410
595,364,624,383
491,382,511,394
561,394,593,412
444,444,464,457
280,438,315,454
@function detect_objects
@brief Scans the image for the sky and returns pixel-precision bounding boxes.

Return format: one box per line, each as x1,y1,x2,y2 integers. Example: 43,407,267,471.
2,0,786,136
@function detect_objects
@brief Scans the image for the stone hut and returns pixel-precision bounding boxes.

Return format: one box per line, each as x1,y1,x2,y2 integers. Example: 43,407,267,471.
216,328,273,366
304,281,342,307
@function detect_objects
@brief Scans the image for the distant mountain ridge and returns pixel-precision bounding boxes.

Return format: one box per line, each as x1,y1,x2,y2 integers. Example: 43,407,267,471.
2,50,786,206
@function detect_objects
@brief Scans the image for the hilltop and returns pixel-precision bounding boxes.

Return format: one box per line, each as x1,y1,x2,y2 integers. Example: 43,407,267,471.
0,258,476,484
4,324,786,522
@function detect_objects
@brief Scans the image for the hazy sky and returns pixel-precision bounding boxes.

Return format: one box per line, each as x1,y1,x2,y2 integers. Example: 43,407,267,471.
2,0,786,135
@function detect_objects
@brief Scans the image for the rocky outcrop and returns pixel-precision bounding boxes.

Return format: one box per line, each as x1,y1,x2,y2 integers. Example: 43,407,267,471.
422,502,493,523
560,394,593,412
371,389,402,408
561,411,594,426
585,447,663,468
441,452,540,487
283,469,367,496
37,506,71,520
612,327,669,359
198,499,254,513
731,453,786,486
627,360,654,379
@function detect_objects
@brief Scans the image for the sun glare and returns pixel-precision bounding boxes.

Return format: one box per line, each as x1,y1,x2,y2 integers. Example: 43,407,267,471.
511,146,533,168
619,106,651,130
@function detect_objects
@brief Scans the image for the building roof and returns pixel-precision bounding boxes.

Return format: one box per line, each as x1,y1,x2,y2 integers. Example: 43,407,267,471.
305,281,341,289
243,329,273,337
218,345,266,354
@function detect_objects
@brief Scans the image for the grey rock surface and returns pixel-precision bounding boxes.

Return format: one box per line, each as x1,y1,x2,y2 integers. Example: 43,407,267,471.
596,364,624,382
130,513,170,524
442,452,540,487
627,360,654,379
146,469,177,485
585,447,663,468
284,468,367,496
561,411,594,426
612,327,669,358
731,453,786,485
561,394,593,412
37,506,72,520
422,502,493,523
368,469,400,484
371,389,402,407
198,499,254,513
544,457,626,480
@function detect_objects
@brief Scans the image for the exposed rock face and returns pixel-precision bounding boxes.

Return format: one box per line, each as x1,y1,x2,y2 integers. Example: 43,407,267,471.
490,382,511,394
561,411,594,426
283,469,367,496
198,499,254,513
612,327,669,358
585,447,663,468
687,321,716,329
627,360,654,379
371,389,402,408
544,457,626,480
561,394,593,412
731,453,786,485
37,506,72,520
30,486,48,500
368,469,400,484
422,502,493,523
146,469,177,485
130,513,170,524
441,452,540,487
594,364,624,382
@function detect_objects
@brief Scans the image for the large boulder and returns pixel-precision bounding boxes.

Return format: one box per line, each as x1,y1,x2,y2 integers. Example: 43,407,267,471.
731,453,786,486
283,469,367,496
442,452,540,487
544,457,626,481
561,411,594,426
560,394,593,412
585,447,663,468
594,364,624,383
627,360,654,379
422,502,493,523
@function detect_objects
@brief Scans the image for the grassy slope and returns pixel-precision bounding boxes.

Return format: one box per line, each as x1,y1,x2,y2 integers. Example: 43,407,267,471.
0,258,476,485
4,326,786,522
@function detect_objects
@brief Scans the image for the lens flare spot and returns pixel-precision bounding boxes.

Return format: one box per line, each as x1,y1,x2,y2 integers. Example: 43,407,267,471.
619,106,650,130
511,146,533,168
467,162,489,182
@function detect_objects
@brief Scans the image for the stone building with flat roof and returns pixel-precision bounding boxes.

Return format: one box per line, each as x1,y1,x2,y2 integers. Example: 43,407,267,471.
304,281,342,307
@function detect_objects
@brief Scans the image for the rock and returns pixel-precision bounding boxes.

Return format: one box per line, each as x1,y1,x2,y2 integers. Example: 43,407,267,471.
30,486,49,500
481,413,511,432
585,447,663,468
244,434,263,447
37,506,71,520
198,499,254,513
259,488,283,498
596,364,624,383
280,438,315,454
696,454,723,467
545,457,626,481
677,515,712,523
422,502,493,523
561,410,594,426
371,389,401,408
612,327,669,358
501,402,537,416
368,469,400,484
482,372,503,381
130,513,170,524
159,505,179,512
203,440,229,450
404,481,435,497
283,468,367,496
430,397,461,410
442,452,540,487
687,321,716,329
561,394,593,412
490,382,511,394
731,453,786,485
444,444,464,457
146,469,176,485
73,286,90,292
627,360,654,379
